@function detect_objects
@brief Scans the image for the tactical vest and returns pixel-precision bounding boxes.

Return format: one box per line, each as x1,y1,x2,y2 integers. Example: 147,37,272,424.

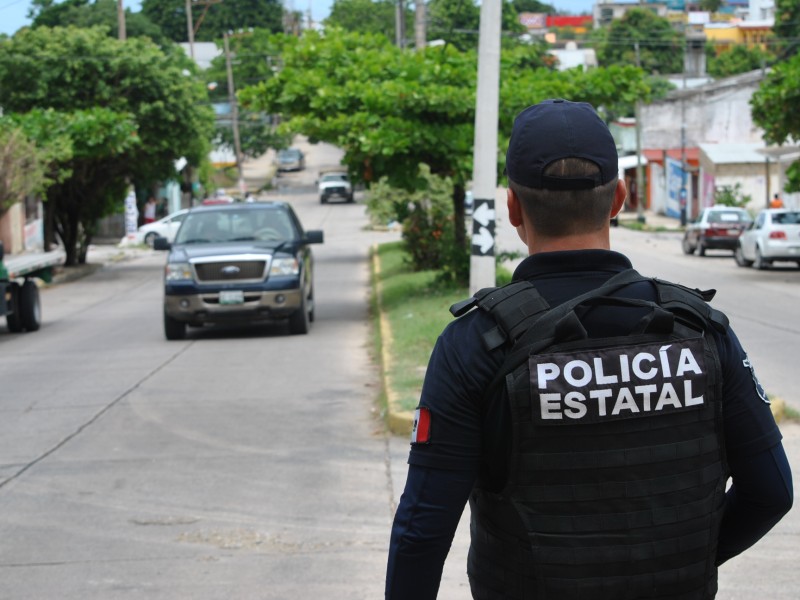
450,270,730,600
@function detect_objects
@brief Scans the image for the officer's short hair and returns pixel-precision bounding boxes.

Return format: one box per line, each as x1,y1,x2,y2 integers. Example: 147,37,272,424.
509,158,618,238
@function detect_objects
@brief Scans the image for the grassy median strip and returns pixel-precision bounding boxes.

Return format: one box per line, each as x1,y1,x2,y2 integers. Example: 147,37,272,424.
371,241,467,430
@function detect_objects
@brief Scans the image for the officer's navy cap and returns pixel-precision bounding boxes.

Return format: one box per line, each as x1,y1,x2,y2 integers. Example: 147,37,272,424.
505,99,618,190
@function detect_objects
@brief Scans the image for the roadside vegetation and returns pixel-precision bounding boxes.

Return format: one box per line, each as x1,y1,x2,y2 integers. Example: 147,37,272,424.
371,240,513,415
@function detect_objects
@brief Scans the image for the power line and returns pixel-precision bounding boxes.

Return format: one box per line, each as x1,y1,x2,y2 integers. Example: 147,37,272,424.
0,0,27,11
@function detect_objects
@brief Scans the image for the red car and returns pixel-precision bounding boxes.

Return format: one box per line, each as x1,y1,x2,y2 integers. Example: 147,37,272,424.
682,207,752,256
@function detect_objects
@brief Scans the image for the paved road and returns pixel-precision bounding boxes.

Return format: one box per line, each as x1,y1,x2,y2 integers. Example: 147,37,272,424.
0,142,402,599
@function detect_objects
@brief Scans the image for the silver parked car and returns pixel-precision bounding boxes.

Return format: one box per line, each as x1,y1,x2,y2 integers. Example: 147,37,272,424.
735,209,800,269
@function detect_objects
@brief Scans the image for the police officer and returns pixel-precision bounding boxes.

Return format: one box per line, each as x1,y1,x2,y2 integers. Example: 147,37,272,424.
385,99,793,599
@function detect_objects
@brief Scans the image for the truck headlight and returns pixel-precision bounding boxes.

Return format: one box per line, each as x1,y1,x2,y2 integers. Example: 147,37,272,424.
270,257,299,276
165,262,193,281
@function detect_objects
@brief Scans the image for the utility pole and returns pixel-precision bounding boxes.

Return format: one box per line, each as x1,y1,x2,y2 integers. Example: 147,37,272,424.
469,0,501,295
680,69,687,226
634,41,645,223
415,0,426,50
223,32,246,196
186,0,195,60
117,0,126,41
396,0,406,48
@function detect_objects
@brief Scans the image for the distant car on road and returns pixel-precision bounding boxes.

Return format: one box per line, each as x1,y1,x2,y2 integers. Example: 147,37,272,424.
154,202,323,339
682,206,752,256
135,209,189,247
735,208,800,269
317,171,354,203
275,148,305,172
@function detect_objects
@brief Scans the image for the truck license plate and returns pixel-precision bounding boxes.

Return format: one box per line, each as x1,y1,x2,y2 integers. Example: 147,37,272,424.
219,290,244,304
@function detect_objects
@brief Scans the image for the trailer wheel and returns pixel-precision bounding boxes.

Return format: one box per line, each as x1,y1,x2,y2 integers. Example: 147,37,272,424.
5,282,23,333
19,280,41,332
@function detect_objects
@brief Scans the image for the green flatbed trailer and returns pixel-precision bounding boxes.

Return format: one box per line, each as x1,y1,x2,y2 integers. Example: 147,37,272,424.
0,240,64,333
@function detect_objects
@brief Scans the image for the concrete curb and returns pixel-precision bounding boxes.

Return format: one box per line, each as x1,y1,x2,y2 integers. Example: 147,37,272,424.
371,244,416,436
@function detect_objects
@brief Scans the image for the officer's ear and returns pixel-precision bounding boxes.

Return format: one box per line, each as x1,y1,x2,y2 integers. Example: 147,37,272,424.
610,179,627,219
507,187,524,227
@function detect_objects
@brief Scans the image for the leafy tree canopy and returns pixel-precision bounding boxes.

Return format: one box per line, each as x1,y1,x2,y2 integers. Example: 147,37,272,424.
511,0,556,14
240,29,650,190
707,43,772,79
239,29,649,279
592,8,683,75
751,52,800,192
325,0,409,40
774,0,800,58
0,26,216,262
12,107,140,264
426,0,525,52
28,0,167,44
141,0,284,43
0,26,214,181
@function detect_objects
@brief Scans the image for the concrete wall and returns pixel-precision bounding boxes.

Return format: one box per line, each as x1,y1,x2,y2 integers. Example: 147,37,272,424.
642,70,766,150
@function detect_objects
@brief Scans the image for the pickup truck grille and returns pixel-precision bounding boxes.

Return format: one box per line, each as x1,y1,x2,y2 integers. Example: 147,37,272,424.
194,260,267,282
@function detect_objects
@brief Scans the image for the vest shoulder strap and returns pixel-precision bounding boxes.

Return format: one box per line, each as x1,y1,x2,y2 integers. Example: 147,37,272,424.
450,281,551,351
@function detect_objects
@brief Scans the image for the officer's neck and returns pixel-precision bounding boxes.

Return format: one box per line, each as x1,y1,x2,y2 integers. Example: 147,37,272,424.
528,230,612,255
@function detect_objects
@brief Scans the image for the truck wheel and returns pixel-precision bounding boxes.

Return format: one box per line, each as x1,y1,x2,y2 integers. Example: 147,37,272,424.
164,312,186,340
288,294,310,335
6,282,23,333
19,280,41,332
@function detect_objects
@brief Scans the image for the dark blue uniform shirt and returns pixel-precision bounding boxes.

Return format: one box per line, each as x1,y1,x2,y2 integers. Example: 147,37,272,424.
386,250,792,599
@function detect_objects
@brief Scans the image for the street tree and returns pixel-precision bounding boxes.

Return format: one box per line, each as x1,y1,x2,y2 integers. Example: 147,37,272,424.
140,0,284,43
751,52,800,192
592,8,683,75
12,108,140,264
28,0,167,43
325,0,410,40
240,30,650,281
0,26,215,264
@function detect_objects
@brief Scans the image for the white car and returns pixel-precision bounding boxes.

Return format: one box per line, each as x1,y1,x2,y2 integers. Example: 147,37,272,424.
735,208,800,269
318,171,354,203
136,209,189,247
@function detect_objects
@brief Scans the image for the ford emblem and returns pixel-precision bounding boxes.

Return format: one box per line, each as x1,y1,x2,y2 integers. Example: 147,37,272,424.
221,265,241,277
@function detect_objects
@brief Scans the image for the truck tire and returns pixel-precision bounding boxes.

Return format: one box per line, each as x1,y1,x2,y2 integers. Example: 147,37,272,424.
19,280,41,332
288,293,310,335
5,282,23,333
164,312,187,340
